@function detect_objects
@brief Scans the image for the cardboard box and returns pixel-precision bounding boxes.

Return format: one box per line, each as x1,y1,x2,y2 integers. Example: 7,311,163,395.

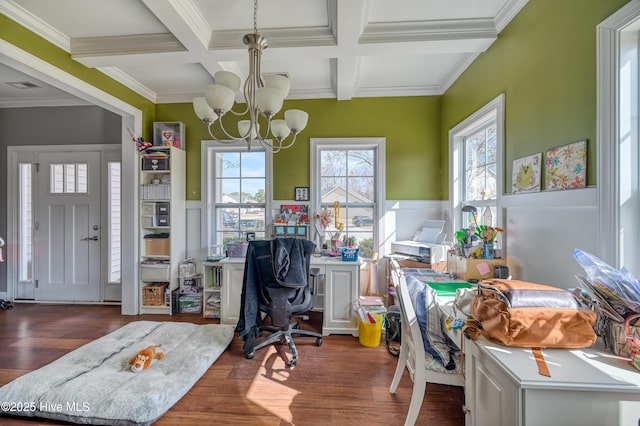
145,236,170,256
448,252,505,281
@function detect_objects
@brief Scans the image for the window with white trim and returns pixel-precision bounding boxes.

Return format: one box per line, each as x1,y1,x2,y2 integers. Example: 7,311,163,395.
311,138,385,259
108,161,121,283
202,142,271,254
450,95,504,242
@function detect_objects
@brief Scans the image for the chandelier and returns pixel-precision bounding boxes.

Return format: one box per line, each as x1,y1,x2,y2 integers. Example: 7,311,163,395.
192,0,309,153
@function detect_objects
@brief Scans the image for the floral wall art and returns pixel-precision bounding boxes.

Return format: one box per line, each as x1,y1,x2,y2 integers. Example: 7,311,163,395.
545,140,587,191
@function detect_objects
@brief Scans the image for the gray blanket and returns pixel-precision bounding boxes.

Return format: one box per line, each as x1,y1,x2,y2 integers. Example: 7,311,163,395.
0,321,234,425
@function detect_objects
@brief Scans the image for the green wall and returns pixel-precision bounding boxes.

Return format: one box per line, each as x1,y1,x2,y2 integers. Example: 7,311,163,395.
440,0,629,195
158,97,442,200
5,0,631,201
0,15,156,140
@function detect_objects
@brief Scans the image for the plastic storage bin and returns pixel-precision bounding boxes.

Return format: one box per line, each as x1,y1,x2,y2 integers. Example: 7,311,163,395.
341,247,359,262
357,314,382,347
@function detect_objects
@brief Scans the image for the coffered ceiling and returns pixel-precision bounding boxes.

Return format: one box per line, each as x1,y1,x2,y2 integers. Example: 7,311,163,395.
0,0,528,107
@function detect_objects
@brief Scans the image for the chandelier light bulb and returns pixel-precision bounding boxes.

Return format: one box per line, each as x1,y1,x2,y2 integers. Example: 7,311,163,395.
238,120,259,140
285,109,309,134
193,97,218,124
270,119,291,141
205,84,235,115
214,71,241,92
264,74,290,98
255,87,284,117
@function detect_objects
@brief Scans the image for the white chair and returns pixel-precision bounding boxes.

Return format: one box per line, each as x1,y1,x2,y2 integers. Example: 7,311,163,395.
389,260,464,426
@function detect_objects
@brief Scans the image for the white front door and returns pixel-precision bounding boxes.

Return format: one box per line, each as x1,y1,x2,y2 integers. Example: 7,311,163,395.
34,151,101,301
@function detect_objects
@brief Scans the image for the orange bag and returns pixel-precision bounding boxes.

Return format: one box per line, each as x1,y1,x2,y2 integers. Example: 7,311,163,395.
467,279,597,348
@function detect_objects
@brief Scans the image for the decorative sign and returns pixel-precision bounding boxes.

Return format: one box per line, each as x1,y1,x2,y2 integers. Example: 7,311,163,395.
545,140,587,191
512,153,542,193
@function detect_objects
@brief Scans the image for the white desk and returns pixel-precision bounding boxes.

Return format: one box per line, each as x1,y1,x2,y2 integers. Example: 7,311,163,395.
206,256,362,336
464,336,640,426
423,281,640,426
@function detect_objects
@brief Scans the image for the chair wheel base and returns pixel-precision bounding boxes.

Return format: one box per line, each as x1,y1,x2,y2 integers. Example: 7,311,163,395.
245,351,255,360
315,337,323,346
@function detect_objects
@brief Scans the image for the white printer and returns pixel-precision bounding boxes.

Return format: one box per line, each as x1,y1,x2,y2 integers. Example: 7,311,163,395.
390,220,450,264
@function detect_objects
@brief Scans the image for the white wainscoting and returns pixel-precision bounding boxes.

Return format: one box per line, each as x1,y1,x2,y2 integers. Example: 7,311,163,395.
185,201,205,261
500,188,598,288
187,194,594,289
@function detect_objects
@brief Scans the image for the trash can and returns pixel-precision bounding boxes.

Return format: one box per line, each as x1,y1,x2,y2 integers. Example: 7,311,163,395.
358,314,383,347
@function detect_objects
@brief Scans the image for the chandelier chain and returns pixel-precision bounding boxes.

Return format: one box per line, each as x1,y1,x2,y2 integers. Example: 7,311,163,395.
253,0,259,34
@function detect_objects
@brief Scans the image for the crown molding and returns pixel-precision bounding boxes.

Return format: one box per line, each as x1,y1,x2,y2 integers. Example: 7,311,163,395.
355,84,442,98
495,0,529,33
438,52,480,93
96,66,157,103
0,96,90,108
0,0,70,51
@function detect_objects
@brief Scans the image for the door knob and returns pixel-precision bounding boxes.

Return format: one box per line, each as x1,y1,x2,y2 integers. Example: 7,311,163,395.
81,236,99,241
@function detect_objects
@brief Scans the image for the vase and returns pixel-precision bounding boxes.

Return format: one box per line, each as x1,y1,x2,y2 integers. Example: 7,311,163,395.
482,243,494,259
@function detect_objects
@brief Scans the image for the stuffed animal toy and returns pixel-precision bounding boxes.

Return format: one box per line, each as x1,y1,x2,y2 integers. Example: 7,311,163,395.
129,344,164,373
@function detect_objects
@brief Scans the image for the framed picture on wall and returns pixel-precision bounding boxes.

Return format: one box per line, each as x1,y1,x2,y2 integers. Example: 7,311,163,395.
294,187,309,201
545,140,587,191
512,153,542,193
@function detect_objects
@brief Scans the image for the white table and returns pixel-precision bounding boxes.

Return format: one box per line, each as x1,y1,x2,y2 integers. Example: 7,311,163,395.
208,255,362,336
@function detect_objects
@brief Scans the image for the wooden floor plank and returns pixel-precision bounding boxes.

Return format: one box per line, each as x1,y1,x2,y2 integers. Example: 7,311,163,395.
0,303,464,425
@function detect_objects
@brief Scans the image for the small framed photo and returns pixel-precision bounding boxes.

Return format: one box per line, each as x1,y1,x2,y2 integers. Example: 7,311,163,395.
294,186,309,201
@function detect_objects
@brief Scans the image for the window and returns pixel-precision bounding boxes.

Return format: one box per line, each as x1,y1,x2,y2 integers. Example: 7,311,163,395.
50,163,88,193
18,163,33,282
450,94,504,238
311,138,385,259
597,2,640,273
108,161,121,283
463,120,497,227
202,142,271,253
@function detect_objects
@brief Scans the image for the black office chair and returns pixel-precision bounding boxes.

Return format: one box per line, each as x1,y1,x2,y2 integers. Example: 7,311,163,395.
236,238,323,366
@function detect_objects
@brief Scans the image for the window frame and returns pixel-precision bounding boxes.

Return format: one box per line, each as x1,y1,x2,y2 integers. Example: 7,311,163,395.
597,1,640,270
310,137,386,258
201,140,273,254
449,94,505,241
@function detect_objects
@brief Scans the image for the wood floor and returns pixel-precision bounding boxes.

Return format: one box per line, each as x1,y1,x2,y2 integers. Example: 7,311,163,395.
0,303,464,426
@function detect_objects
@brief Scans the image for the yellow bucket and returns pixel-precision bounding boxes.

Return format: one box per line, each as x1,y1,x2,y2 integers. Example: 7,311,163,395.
358,314,383,347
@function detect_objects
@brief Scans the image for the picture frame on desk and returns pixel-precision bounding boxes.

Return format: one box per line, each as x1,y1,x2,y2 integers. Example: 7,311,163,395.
294,186,309,201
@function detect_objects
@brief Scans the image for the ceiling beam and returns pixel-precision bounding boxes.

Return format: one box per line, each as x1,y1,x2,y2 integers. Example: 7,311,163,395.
334,0,368,100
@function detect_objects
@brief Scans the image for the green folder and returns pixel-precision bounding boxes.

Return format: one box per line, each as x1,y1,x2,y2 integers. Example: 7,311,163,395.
424,280,473,297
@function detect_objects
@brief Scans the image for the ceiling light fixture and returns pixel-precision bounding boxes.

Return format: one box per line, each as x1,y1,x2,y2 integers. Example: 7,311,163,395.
192,0,308,153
